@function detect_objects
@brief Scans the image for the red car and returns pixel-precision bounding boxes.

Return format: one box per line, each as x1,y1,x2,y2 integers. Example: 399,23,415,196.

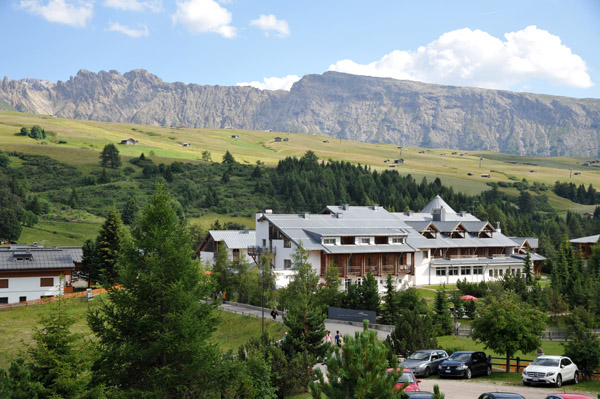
545,395,595,399
387,368,421,392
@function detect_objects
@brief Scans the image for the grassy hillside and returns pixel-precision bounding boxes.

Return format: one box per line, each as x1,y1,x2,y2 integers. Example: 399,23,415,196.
0,296,286,370
1,110,599,246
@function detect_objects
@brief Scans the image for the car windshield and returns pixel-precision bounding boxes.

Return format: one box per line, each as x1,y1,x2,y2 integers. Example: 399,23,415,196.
532,358,559,367
397,372,415,384
448,353,471,362
408,351,430,361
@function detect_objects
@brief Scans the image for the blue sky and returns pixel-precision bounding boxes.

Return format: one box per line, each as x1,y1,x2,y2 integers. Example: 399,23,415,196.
1,0,599,98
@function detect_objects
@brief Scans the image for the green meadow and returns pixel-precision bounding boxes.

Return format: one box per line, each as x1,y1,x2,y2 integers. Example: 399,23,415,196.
2,109,599,245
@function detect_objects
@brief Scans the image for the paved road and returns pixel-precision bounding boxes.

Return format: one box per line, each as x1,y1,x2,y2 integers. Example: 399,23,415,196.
219,301,390,340
419,377,597,399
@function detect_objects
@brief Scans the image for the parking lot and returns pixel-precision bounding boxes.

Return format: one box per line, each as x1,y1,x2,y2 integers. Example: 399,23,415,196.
418,378,597,399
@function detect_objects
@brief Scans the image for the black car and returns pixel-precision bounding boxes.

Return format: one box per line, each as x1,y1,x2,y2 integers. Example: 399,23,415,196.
438,351,491,379
478,394,526,399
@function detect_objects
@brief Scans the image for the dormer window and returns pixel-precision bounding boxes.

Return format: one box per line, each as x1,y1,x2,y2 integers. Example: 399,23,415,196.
323,238,336,245
13,253,33,261
390,237,405,244
358,237,371,245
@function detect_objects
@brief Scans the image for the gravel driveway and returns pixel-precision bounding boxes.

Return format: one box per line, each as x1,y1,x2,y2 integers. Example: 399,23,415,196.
419,378,597,399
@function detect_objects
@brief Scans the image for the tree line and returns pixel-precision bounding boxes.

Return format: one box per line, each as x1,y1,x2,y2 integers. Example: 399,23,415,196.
553,180,600,205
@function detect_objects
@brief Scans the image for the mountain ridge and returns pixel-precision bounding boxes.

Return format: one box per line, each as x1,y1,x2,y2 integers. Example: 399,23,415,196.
1,69,599,157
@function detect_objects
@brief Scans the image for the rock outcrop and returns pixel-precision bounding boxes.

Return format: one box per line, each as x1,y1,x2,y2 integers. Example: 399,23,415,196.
1,69,599,156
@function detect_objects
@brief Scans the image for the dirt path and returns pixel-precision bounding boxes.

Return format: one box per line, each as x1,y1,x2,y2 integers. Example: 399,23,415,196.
419,378,597,399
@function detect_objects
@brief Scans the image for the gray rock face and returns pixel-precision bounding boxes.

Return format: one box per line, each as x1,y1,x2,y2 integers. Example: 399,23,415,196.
1,69,599,156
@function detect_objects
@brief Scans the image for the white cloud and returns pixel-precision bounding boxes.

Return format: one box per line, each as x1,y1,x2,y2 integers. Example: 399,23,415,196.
237,75,300,91
329,26,593,90
20,0,93,28
250,14,290,38
107,22,149,37
172,0,236,38
103,0,162,13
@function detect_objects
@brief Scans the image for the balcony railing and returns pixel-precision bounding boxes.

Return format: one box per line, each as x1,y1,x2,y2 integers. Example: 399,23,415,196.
382,264,395,274
348,265,362,275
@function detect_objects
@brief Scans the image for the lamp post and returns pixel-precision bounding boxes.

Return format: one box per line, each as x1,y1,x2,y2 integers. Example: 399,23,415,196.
248,245,271,335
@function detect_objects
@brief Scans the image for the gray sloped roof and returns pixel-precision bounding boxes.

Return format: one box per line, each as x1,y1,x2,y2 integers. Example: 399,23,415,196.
405,221,435,232
512,253,547,262
461,221,493,233
569,234,600,244
303,227,409,237
430,221,463,233
0,248,76,271
421,195,456,214
508,237,539,249
209,230,256,249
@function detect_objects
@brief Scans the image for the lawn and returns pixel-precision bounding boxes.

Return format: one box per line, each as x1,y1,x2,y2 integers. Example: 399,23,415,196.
0,295,286,370
437,335,566,358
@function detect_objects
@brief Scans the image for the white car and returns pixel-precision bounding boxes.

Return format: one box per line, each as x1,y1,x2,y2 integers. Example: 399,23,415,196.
522,356,579,388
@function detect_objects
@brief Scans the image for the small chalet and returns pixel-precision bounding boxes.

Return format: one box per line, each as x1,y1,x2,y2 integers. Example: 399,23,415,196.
274,137,282,142
394,159,404,164
183,143,191,147
570,234,600,260
231,135,240,139
0,244,82,304
196,230,256,265
120,138,139,145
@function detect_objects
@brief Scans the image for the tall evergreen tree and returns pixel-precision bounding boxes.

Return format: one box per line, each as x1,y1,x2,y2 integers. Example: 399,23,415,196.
433,286,453,335
28,297,103,398
79,239,100,287
120,195,138,225
88,184,220,398
359,272,380,313
387,308,438,362
95,209,125,286
99,144,121,169
380,275,400,325
222,150,236,164
281,244,328,360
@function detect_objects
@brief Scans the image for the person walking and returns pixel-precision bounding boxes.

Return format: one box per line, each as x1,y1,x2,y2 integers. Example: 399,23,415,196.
271,307,279,320
325,331,333,344
334,330,342,347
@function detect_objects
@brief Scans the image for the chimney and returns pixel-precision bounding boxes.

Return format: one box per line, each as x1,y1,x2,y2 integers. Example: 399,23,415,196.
496,221,501,233
404,211,413,216
342,204,349,210
264,209,272,214
243,229,249,234
432,208,446,221
303,212,310,219
336,212,343,219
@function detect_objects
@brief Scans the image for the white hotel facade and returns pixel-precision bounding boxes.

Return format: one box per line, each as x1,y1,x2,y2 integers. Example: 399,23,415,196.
255,196,544,291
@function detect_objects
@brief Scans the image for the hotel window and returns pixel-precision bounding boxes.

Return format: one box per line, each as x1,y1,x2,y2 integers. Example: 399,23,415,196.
460,266,471,275
391,237,405,244
345,278,351,292
473,266,483,275
323,238,336,245
0,297,8,304
359,237,370,244
499,269,504,276
19,296,26,302
40,278,54,287
284,239,291,248
489,270,494,277
448,266,459,276
423,250,429,259
436,268,446,276
283,259,291,269
0,279,8,289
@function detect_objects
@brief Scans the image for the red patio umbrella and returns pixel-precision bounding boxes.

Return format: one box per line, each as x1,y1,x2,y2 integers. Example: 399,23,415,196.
460,295,478,301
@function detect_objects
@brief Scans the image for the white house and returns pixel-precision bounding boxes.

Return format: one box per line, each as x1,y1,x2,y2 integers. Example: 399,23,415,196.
0,245,80,304
255,196,544,292
196,230,256,265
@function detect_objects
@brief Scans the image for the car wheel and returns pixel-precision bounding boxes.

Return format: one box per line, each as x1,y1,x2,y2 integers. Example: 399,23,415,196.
423,367,431,378
465,368,472,379
573,371,578,385
555,374,562,388
486,366,491,376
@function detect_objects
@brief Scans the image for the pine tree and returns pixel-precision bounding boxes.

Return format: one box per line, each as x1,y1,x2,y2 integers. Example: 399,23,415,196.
310,320,404,399
88,184,220,397
120,195,138,225
68,188,79,209
282,244,328,360
359,272,380,312
28,297,103,398
95,209,125,286
433,286,453,335
0,357,45,399
387,308,438,360
380,275,399,325
99,143,121,168
222,150,236,164
523,252,533,285
79,238,100,287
